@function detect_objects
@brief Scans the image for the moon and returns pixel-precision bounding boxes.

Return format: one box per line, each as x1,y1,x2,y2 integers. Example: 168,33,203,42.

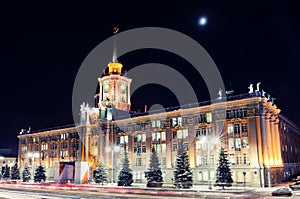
198,16,207,26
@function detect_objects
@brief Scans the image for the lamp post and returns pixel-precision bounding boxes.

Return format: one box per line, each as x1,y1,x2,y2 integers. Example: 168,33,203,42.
28,152,39,182
106,144,120,184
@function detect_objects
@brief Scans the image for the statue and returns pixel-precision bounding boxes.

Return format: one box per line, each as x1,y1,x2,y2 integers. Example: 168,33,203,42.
80,102,86,113
255,82,261,92
271,97,277,104
217,89,222,99
262,90,266,97
226,90,234,95
248,84,253,93
267,94,271,101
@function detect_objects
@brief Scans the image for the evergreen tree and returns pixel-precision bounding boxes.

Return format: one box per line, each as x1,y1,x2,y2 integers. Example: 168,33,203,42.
173,141,193,189
117,144,133,186
93,161,107,184
215,147,233,189
2,164,10,179
145,147,163,187
33,165,47,183
22,164,31,182
11,163,21,180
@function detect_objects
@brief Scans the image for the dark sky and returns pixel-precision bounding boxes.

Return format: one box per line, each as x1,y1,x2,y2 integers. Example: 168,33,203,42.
0,1,299,155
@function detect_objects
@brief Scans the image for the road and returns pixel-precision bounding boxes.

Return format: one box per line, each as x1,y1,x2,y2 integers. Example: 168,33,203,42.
0,185,300,199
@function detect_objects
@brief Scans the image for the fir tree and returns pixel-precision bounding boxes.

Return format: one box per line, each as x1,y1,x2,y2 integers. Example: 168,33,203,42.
22,164,31,182
117,144,133,186
2,164,10,179
173,141,193,189
215,147,233,189
34,165,47,183
11,163,21,180
145,147,163,187
93,161,107,184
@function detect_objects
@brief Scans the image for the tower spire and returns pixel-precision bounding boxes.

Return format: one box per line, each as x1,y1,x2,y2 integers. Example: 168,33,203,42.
112,26,119,63
108,26,123,74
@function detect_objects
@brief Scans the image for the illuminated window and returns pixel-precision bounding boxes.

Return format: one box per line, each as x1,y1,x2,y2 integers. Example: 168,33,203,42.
152,120,156,128
201,127,206,136
142,134,146,142
236,154,242,164
177,130,183,139
228,124,233,134
203,156,207,165
229,154,235,164
183,129,188,138
178,117,182,126
161,132,166,141
196,140,202,150
206,113,212,123
228,138,234,149
235,138,241,149
207,127,213,136
157,120,161,128
242,138,249,148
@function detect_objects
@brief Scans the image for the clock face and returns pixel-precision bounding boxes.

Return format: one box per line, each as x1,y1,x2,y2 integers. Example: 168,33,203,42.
103,84,109,92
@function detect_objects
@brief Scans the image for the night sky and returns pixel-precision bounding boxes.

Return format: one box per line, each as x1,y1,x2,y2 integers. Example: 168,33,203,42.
0,1,299,155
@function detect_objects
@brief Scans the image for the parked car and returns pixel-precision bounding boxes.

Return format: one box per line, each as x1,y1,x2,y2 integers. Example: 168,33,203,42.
272,187,293,197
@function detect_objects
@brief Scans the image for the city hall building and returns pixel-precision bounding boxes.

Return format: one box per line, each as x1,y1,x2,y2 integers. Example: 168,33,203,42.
17,46,300,187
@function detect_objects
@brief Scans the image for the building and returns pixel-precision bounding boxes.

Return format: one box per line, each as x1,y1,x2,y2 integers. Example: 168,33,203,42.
17,38,300,187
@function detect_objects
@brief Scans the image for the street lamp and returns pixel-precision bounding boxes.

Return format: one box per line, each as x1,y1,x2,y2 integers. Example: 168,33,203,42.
105,144,120,184
27,152,39,181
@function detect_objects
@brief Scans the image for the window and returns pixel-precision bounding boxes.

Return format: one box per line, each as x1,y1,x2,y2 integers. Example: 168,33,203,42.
183,143,188,150
201,127,206,136
157,120,161,128
209,155,214,165
242,138,249,148
173,131,177,139
196,129,201,137
182,129,188,139
142,134,146,142
152,132,160,141
228,124,233,134
21,146,27,152
200,114,206,123
203,156,207,165
137,158,142,166
235,138,241,149
236,154,242,164
177,130,182,139
226,110,233,119
178,117,182,126
172,118,177,127
61,133,68,140
173,144,177,151
196,140,202,150
120,135,128,144
152,120,156,128
207,127,213,136
41,144,48,151
206,113,212,123
161,132,166,141
234,124,240,135
241,123,248,134
229,154,235,164
228,138,234,149
142,146,146,153
196,155,202,166
137,134,141,142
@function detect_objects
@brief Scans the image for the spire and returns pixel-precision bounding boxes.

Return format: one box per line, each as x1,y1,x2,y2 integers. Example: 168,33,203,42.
108,26,123,75
112,26,119,63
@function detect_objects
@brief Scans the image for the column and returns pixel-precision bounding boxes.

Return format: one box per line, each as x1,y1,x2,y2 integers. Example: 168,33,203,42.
127,84,131,104
165,127,172,168
260,114,268,165
265,116,273,165
270,119,277,166
188,125,195,168
255,116,263,165
274,122,282,165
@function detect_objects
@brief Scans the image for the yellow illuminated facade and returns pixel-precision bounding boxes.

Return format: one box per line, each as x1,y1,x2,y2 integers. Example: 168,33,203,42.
17,41,300,187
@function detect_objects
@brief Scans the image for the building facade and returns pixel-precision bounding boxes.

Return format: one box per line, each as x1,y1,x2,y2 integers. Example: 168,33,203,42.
17,46,300,187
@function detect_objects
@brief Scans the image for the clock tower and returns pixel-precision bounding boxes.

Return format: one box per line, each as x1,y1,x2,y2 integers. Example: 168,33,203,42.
98,29,132,113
